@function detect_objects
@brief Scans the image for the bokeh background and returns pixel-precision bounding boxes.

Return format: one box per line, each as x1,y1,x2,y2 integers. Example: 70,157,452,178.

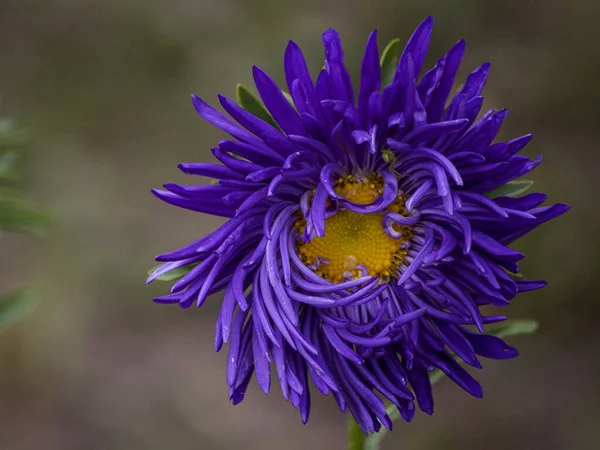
0,0,597,449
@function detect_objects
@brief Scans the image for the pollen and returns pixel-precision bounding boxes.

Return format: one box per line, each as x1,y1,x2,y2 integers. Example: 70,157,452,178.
296,175,413,284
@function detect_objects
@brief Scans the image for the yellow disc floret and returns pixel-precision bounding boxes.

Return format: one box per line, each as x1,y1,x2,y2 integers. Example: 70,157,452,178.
296,175,413,284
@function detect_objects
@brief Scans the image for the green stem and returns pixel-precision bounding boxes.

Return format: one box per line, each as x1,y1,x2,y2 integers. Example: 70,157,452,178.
348,417,367,450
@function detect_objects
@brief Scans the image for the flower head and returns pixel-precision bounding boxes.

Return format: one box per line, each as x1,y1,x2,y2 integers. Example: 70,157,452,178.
149,17,568,432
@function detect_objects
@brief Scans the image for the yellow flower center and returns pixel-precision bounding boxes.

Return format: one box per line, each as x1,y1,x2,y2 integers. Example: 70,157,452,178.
295,175,413,284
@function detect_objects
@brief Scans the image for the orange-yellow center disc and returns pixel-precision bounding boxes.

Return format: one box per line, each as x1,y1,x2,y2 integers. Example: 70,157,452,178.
295,175,412,283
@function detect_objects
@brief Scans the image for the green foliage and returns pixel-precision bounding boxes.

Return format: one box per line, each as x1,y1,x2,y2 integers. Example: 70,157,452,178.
485,319,539,337
0,151,17,180
0,190,50,234
147,263,195,282
348,419,366,450
0,118,28,148
236,84,279,129
0,113,49,330
0,119,50,234
282,91,296,110
502,266,525,279
488,180,534,198
380,38,402,88
0,289,36,327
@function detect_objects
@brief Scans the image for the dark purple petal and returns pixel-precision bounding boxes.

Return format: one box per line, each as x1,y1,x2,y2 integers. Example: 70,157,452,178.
396,16,433,81
425,39,466,123
358,30,381,120
322,29,355,104
191,95,267,147
466,333,519,360
218,94,284,142
253,66,306,136
151,188,236,217
284,41,319,117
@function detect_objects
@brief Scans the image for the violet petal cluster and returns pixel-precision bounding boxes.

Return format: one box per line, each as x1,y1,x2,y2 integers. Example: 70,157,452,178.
149,17,568,432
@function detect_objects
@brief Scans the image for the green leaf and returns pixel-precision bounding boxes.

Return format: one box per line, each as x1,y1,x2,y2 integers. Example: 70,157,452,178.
501,266,525,279
236,84,279,129
487,180,534,198
282,90,296,110
0,190,51,233
380,38,401,88
0,118,16,135
0,151,17,180
486,319,539,338
0,119,28,149
0,289,36,327
147,263,195,282
348,418,366,450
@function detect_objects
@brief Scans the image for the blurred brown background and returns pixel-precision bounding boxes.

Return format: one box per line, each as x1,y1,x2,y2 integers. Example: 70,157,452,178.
0,0,597,449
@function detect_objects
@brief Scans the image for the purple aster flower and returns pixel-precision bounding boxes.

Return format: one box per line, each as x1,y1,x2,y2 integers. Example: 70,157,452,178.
149,16,568,433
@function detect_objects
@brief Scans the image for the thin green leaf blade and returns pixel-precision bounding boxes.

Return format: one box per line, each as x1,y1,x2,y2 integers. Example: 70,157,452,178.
147,263,195,282
488,180,534,198
0,119,28,149
0,151,17,179
380,38,401,88
0,191,51,234
486,319,539,338
235,84,279,128
0,289,36,327
282,90,297,110
501,266,525,279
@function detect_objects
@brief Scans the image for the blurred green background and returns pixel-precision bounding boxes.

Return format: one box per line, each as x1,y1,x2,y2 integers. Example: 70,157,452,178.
0,0,597,449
